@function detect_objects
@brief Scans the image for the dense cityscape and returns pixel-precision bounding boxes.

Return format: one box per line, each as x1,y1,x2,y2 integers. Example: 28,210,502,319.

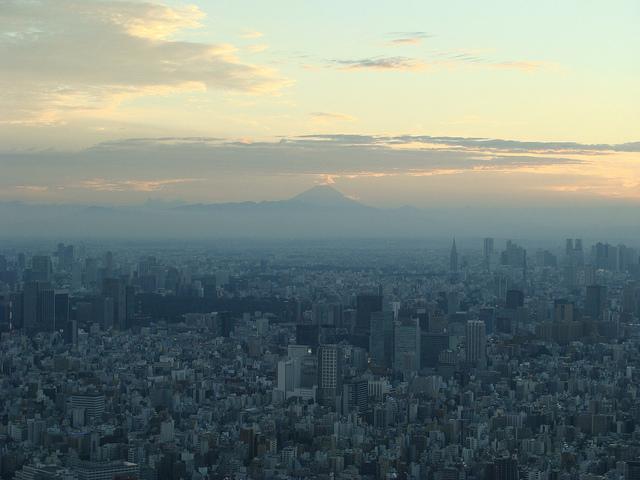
0,237,639,480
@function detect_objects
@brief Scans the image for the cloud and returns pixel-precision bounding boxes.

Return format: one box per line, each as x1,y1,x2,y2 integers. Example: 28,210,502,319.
295,134,640,154
0,133,637,203
15,185,49,193
0,1,289,125
333,56,428,71
388,31,432,46
80,178,203,192
309,112,357,123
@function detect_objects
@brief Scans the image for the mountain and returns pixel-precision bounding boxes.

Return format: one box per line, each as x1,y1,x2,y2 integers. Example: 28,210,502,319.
177,185,371,212
1,186,639,240
288,185,364,208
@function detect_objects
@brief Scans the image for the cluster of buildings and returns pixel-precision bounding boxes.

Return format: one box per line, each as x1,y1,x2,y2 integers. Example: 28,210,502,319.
0,237,639,480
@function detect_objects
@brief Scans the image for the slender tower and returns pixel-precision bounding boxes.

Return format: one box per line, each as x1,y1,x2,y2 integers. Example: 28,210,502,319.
450,238,458,273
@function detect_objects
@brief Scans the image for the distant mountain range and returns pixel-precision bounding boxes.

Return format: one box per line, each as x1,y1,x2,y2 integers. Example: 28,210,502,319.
0,185,639,241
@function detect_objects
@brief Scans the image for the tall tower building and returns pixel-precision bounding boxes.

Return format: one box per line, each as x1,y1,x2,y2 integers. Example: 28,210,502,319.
369,311,394,368
317,345,342,407
585,284,607,321
465,320,486,367
483,238,494,270
102,278,127,330
354,292,382,349
394,317,421,375
450,238,458,273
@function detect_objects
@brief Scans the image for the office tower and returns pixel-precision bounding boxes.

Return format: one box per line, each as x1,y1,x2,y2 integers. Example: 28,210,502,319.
354,292,382,349
369,310,394,368
104,251,114,276
342,378,368,414
54,292,69,331
421,332,449,368
501,241,526,268
202,275,217,299
23,282,38,333
565,239,574,256
450,238,458,273
37,287,55,332
317,345,342,407
483,237,494,270
64,319,78,347
494,457,519,480
296,324,319,349
394,317,420,374
585,284,607,321
506,289,524,309
56,243,75,271
465,320,486,366
626,461,640,480
214,311,234,337
479,307,495,335
312,302,342,326
554,299,574,322
277,360,296,394
31,255,52,282
102,278,127,330
70,393,105,420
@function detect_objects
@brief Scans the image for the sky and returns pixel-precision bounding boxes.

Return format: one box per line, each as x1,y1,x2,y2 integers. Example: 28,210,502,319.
0,0,639,207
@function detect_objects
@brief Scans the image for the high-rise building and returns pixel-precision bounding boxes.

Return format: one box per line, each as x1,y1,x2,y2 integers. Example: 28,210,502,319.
23,281,39,334
420,332,449,368
37,287,55,332
394,317,420,374
585,284,607,321
317,345,342,407
30,255,52,283
626,461,640,480
450,238,459,273
465,320,486,366
369,311,394,368
54,292,69,331
102,278,127,330
506,289,524,309
483,238,494,270
342,378,368,414
354,292,382,349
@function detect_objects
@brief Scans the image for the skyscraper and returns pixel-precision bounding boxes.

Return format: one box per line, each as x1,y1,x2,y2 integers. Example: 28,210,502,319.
585,284,607,321
317,345,342,407
354,292,382,349
483,237,494,270
450,238,458,273
102,278,127,330
369,310,394,368
394,317,420,375
465,320,486,367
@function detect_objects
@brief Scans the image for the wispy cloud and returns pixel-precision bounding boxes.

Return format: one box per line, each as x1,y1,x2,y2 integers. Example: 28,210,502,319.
333,56,428,71
310,112,356,123
80,178,203,192
387,31,432,46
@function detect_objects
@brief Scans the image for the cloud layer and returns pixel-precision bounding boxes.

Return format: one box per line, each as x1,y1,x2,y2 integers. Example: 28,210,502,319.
0,133,637,204
0,0,288,125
